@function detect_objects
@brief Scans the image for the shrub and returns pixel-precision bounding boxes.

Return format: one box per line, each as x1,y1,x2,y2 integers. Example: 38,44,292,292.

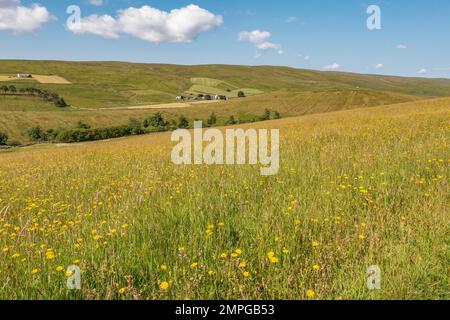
128,118,144,135
273,111,281,119
178,116,189,129
144,113,167,128
54,97,68,108
76,121,91,129
207,112,217,127
226,115,237,125
1,86,70,107
168,120,178,130
259,109,272,121
45,128,60,141
56,125,136,143
0,131,8,145
238,91,246,98
27,126,45,141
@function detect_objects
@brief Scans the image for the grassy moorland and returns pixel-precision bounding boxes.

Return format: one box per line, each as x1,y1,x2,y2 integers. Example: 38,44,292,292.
0,89,422,143
2,61,450,108
2,60,450,143
0,97,448,299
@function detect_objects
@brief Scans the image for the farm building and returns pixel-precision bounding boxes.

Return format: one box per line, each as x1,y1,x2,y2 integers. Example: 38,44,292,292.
214,95,228,101
17,73,33,78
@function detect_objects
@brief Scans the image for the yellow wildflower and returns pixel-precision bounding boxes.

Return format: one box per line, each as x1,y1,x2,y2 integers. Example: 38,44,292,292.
160,281,169,290
269,256,279,264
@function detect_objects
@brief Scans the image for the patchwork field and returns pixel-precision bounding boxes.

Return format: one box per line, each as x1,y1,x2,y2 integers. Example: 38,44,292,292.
0,89,424,143
1,60,450,110
186,77,264,98
0,74,71,84
1,60,450,144
0,98,448,299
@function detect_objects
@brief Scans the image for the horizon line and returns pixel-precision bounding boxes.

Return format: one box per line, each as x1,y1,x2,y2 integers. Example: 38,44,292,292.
0,58,449,81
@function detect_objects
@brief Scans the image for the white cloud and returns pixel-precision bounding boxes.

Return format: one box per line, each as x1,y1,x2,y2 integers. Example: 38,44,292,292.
417,69,428,75
396,44,407,49
239,30,271,46
304,55,310,61
68,4,223,43
89,0,103,6
69,14,119,39
324,63,340,70
238,30,282,55
0,0,52,33
375,63,384,69
286,16,297,23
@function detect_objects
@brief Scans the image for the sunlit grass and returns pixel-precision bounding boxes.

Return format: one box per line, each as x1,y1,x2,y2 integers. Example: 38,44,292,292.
0,100,448,300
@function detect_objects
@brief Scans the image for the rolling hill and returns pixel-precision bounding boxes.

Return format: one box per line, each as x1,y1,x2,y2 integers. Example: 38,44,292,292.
0,97,448,299
1,60,450,143
1,60,450,108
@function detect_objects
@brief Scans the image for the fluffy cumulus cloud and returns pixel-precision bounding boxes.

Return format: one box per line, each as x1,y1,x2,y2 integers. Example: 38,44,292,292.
0,0,52,33
238,30,282,56
70,14,119,39
396,44,407,49
68,4,223,43
375,63,384,69
324,63,340,70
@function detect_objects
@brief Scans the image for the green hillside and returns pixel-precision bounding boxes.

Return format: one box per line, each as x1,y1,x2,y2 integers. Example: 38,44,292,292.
0,89,424,143
1,60,450,109
1,60,450,143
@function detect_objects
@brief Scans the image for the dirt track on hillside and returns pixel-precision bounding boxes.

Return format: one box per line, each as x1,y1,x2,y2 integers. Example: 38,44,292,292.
95,99,222,111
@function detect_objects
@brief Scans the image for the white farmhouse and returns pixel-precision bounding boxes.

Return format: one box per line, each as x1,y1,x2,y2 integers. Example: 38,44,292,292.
17,73,32,78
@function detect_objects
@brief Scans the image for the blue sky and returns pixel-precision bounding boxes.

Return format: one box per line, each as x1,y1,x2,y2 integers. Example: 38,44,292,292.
1,0,450,78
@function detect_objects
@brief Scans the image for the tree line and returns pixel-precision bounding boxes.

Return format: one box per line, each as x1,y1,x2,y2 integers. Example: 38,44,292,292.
0,85,68,107
0,109,283,146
